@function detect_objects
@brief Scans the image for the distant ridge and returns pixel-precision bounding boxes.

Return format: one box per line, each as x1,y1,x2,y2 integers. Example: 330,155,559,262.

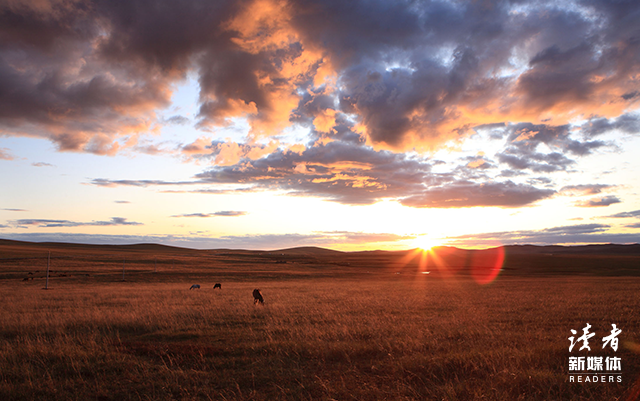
1,238,639,255
0,239,194,254
274,246,345,255
502,243,640,255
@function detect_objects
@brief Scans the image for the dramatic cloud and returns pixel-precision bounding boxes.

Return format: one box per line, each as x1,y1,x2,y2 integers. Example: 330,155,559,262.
6,0,639,215
92,136,562,207
10,217,142,228
171,211,247,218
575,196,621,208
1,0,638,154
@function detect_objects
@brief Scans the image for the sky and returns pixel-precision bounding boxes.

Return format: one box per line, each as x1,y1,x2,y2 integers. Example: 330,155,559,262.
1,0,640,251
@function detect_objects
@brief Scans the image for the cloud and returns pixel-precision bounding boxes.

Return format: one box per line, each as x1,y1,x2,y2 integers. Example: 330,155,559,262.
560,184,616,196
164,115,190,125
0,148,15,160
626,223,640,229
9,217,142,228
2,208,27,212
0,0,638,155
94,137,561,208
400,181,555,208
606,210,640,219
31,162,55,167
580,114,640,138
171,211,247,218
16,0,634,209
90,178,198,187
575,196,621,208
447,223,640,247
194,141,440,205
114,200,130,204
494,122,610,174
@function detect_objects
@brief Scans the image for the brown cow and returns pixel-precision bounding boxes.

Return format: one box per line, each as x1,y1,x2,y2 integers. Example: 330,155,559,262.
253,289,264,304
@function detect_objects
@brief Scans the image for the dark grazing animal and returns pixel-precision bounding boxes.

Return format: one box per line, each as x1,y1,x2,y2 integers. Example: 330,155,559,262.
189,284,201,290
213,283,222,289
253,289,264,304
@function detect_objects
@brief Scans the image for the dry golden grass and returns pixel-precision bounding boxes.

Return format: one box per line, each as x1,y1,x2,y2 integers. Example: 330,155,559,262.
1,276,639,400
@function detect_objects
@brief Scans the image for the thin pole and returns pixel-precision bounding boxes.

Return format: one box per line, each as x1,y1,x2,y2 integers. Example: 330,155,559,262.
122,258,125,281
45,251,50,289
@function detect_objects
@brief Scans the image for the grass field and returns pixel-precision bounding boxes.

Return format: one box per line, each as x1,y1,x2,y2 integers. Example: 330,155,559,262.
1,241,640,400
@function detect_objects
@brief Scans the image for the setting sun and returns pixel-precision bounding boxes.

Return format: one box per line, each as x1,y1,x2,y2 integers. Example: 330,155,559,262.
412,235,440,251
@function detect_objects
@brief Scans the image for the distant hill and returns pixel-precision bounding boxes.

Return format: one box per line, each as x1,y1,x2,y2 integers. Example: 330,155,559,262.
1,238,639,279
274,246,345,256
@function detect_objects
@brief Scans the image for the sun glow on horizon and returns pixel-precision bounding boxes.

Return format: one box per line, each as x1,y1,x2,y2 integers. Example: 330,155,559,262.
412,235,441,251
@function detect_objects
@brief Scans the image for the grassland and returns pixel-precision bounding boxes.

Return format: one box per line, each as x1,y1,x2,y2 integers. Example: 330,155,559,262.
1,240,640,400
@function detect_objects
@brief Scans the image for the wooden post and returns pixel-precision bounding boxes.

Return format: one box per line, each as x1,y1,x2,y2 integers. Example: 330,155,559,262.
45,251,50,289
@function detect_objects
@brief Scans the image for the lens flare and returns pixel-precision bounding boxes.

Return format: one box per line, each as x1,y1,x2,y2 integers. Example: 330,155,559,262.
470,246,505,285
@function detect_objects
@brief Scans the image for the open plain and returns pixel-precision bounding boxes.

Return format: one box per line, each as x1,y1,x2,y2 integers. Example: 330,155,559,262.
1,239,640,400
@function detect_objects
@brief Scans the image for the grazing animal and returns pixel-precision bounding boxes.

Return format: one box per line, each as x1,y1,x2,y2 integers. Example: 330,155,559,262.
253,289,264,305
213,283,222,289
189,284,201,290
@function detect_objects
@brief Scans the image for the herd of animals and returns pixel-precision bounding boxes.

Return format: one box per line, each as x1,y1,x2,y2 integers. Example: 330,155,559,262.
189,283,265,304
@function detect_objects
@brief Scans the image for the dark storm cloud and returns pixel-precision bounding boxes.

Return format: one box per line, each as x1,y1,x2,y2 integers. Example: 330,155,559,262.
171,211,247,218
10,217,142,228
